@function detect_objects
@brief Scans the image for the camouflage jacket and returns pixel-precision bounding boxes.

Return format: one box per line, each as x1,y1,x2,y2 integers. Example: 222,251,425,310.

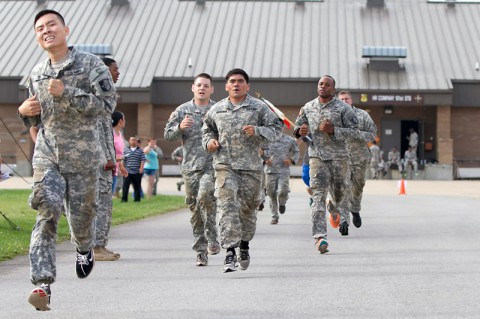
202,94,283,171
164,99,215,171
294,96,359,161
264,133,300,174
346,106,377,162
98,115,115,167
21,47,116,173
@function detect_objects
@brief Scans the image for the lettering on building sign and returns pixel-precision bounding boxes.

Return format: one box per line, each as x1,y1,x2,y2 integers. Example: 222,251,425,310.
359,93,424,105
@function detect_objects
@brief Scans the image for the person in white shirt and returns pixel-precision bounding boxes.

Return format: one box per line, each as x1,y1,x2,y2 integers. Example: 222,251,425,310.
407,128,418,155
402,146,418,175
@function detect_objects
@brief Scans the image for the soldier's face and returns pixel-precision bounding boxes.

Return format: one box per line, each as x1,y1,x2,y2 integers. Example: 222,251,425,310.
317,77,335,99
338,93,352,106
192,77,214,102
109,63,120,83
34,13,69,51
225,74,250,102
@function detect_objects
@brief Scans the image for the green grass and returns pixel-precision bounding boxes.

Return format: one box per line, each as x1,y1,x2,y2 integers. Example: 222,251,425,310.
0,190,186,262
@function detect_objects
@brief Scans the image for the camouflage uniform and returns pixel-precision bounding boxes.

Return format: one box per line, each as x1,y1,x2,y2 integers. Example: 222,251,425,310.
369,143,381,178
202,94,282,249
264,133,300,221
171,146,185,189
164,99,219,254
21,47,116,285
339,106,376,225
258,142,271,209
294,96,358,240
94,114,116,247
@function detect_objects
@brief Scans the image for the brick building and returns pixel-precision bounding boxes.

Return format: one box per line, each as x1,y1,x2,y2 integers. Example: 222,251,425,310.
1,0,479,179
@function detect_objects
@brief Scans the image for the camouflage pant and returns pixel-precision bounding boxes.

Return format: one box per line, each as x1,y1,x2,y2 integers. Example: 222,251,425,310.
347,159,369,214
331,159,368,225
29,167,98,285
310,158,349,239
95,168,113,247
265,173,290,220
183,168,218,254
259,170,266,205
214,165,262,249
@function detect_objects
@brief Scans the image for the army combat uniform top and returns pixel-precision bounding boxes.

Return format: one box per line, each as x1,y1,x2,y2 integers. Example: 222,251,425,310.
294,96,359,240
22,47,116,173
202,94,283,171
21,47,116,285
164,99,220,255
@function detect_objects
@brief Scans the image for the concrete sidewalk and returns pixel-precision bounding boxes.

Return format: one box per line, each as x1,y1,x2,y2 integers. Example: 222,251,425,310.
1,178,480,318
2,175,480,197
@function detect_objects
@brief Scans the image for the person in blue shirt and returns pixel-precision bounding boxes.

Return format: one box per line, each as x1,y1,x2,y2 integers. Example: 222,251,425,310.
143,138,159,199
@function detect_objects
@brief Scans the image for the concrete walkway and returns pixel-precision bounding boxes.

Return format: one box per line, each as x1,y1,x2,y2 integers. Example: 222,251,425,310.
1,178,480,318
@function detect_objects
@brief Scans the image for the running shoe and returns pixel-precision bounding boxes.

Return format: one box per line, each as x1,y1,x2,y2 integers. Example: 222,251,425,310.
28,283,51,311
196,253,208,266
223,250,237,273
76,249,95,279
238,249,250,270
207,242,221,255
351,212,362,228
339,221,349,236
315,237,329,254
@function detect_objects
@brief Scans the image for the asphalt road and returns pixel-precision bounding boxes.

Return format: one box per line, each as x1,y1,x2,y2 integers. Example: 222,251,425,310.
1,178,480,318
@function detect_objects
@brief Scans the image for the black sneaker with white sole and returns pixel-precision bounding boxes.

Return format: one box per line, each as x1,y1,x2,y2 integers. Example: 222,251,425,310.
28,283,51,311
223,250,237,273
76,249,95,279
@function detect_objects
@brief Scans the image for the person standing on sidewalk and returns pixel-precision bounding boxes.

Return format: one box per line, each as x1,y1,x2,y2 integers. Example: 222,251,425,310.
94,58,123,262
165,73,221,266
202,68,282,272
151,141,164,196
122,137,145,202
407,128,419,155
18,9,116,311
369,140,381,179
111,111,128,197
336,90,376,233
143,138,159,199
264,130,299,225
294,75,358,254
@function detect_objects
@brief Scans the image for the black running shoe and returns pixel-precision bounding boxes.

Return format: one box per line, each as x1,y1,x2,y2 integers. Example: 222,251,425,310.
351,212,362,228
258,202,264,211
223,250,237,273
279,205,286,214
76,249,95,279
238,249,250,270
28,283,51,311
339,221,349,236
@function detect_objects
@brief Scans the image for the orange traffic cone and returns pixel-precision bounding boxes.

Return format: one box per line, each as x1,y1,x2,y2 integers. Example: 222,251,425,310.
399,178,407,195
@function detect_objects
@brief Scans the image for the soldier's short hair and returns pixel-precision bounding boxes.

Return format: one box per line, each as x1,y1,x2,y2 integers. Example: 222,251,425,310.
338,90,351,97
194,73,213,85
101,57,117,67
34,9,65,28
225,68,249,83
320,75,336,87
